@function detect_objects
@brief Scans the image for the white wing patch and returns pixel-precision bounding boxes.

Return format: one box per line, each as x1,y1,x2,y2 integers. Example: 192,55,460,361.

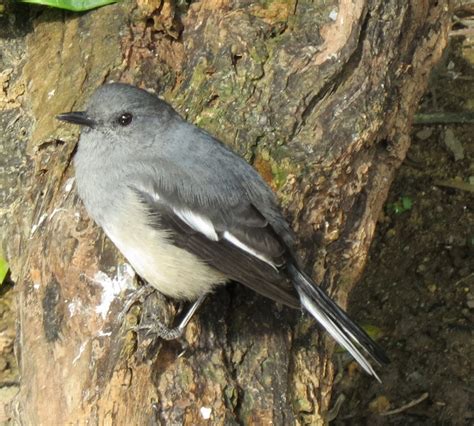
174,208,219,241
146,189,278,270
223,231,277,270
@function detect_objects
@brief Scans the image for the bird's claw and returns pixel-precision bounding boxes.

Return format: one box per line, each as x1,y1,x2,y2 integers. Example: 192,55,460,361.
134,320,185,340
118,285,155,323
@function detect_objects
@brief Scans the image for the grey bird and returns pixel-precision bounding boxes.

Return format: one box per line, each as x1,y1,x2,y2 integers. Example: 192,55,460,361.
57,83,388,380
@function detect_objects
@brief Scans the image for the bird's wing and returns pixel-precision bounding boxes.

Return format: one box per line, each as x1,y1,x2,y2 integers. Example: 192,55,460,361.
130,185,300,308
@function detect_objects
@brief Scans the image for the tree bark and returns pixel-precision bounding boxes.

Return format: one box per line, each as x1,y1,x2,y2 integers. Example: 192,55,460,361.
0,0,450,424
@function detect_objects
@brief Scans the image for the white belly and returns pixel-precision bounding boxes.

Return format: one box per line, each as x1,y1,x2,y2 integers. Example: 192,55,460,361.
100,200,227,300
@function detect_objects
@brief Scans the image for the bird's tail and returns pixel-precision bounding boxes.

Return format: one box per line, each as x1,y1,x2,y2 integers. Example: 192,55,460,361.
288,263,389,381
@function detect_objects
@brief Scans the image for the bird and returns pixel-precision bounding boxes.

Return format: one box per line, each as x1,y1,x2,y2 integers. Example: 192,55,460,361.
57,82,388,380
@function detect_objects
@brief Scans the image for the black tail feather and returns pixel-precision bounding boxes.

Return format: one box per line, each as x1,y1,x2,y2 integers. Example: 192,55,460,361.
288,263,389,380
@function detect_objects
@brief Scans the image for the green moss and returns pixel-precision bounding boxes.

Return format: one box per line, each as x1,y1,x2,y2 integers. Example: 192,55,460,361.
254,146,299,190
189,58,210,92
200,363,227,386
216,73,236,98
177,364,194,388
272,165,289,189
194,113,217,129
294,397,313,413
249,44,269,63
239,392,257,421
224,385,239,408
259,0,293,5
261,359,276,386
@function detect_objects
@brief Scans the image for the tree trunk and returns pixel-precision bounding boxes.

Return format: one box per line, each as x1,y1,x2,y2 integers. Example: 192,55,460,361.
1,0,450,424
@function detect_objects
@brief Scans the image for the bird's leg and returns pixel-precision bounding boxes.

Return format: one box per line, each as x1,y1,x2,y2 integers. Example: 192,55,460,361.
140,294,207,340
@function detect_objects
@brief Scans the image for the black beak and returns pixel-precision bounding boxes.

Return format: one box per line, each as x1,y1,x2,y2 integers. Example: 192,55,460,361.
56,111,96,127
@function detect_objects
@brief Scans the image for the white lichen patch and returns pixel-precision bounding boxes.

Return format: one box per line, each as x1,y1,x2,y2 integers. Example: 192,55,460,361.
93,263,135,319
200,407,212,420
64,177,75,194
67,298,83,317
72,341,88,364
30,213,48,236
49,208,67,220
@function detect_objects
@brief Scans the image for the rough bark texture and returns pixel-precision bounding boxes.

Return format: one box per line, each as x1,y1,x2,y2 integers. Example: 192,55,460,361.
0,0,450,424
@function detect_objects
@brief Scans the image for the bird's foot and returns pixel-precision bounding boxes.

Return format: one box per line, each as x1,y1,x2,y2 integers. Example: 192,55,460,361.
138,321,185,340
136,294,207,341
118,285,155,323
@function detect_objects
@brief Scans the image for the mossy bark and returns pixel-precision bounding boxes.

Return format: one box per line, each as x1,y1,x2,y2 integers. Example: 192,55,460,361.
0,0,450,424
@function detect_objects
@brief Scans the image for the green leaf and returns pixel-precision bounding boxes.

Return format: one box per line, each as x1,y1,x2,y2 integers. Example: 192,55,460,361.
401,196,413,211
0,258,8,285
387,195,413,215
17,0,118,12
335,324,384,353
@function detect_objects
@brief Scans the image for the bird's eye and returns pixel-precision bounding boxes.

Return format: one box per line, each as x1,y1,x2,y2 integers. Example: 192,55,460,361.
117,112,133,126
